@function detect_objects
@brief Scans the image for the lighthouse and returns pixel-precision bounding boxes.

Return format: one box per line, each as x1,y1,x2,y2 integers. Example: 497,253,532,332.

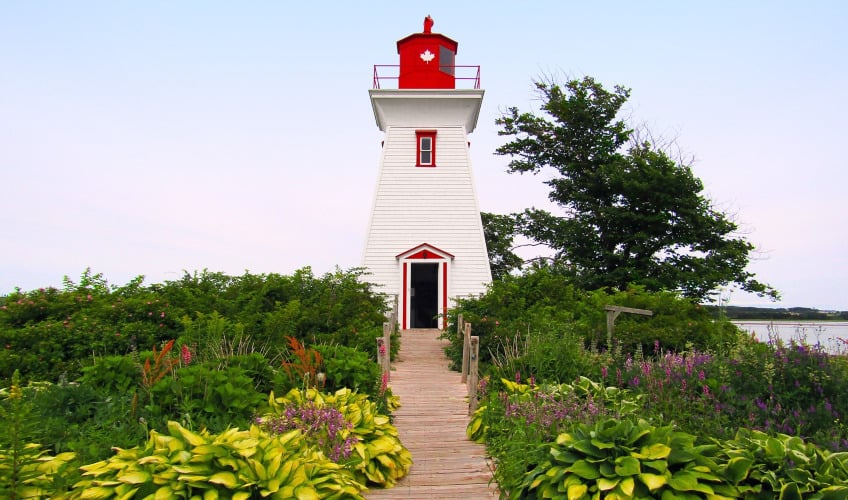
362,17,492,330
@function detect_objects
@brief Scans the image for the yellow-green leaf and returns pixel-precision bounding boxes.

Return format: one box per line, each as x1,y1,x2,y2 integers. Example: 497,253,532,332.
619,477,635,496
638,443,672,460
295,485,320,500
598,476,620,491
155,485,175,500
568,483,588,500
118,469,152,484
79,486,115,499
639,472,667,491
208,471,239,488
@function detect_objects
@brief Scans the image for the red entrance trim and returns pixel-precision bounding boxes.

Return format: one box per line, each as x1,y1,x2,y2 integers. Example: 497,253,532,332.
442,262,448,329
402,263,408,330
396,243,455,260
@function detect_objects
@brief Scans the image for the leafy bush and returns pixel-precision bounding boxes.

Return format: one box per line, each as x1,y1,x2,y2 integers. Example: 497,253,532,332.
445,266,738,376
71,420,365,499
515,418,848,499
518,418,723,499
263,388,412,488
1,267,388,386
469,376,643,495
315,344,381,396
0,370,78,499
148,362,265,433
718,335,848,450
79,355,141,395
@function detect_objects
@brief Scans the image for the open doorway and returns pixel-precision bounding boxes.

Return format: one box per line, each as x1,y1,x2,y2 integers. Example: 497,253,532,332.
410,262,439,328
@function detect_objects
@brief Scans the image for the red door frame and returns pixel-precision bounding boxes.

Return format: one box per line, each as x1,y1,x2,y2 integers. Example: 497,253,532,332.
397,244,453,330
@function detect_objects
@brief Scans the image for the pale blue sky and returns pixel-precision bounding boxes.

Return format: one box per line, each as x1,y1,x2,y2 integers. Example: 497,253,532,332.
1,2,846,309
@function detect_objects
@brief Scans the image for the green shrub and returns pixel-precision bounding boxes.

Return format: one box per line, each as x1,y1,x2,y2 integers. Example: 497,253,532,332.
445,267,738,375
148,363,265,433
79,355,141,395
0,370,78,498
263,387,412,488
469,377,644,495
518,418,724,499
70,420,365,499
514,418,848,499
315,344,381,396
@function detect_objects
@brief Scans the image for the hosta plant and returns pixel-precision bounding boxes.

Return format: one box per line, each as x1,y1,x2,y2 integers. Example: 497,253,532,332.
70,420,365,499
718,428,848,498
514,417,848,500
0,444,76,499
263,387,412,488
517,418,725,499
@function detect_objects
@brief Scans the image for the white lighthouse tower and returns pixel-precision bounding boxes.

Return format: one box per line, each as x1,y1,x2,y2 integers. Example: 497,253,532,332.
362,17,492,330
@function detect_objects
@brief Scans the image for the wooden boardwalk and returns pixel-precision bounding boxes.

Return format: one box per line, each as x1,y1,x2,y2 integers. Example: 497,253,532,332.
366,328,498,499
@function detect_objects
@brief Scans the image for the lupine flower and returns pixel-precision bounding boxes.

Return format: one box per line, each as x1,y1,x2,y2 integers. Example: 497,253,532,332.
181,344,192,365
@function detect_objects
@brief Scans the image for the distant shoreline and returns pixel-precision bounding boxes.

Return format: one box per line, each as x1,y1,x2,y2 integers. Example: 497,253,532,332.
708,305,848,322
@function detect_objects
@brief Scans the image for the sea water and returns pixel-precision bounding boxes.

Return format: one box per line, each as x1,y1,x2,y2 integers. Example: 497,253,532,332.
731,320,848,354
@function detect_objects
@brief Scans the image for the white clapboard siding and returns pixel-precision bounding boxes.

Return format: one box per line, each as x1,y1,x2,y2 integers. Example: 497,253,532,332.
362,89,492,313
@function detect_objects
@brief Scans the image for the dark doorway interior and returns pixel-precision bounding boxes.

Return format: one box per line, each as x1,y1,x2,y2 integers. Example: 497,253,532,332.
410,263,439,328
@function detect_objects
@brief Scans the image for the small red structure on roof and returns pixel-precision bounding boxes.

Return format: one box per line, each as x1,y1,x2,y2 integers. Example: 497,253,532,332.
396,16,458,89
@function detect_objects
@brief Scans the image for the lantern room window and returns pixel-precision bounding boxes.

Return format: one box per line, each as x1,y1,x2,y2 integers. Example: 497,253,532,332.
416,130,436,167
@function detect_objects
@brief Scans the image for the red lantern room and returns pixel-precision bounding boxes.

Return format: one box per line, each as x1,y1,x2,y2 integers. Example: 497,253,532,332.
396,16,458,89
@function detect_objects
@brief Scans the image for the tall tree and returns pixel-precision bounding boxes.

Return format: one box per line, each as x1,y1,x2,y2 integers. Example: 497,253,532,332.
481,211,522,280
494,76,777,301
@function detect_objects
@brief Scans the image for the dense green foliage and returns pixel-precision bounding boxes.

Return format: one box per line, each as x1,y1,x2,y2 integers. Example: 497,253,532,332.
491,77,777,301
517,418,848,499
455,266,848,497
445,264,738,375
0,268,409,498
72,419,367,499
0,267,388,386
0,268,396,463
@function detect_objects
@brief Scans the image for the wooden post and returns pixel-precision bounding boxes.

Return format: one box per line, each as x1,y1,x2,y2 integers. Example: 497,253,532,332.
457,313,464,339
468,335,480,415
604,305,653,347
381,321,392,381
392,294,399,329
461,322,471,384
376,336,386,381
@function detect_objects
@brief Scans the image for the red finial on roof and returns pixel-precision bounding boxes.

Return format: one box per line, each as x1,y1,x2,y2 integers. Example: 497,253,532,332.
423,15,434,34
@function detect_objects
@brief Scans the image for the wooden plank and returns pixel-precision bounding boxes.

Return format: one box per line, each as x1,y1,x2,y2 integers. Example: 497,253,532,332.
604,305,653,316
365,328,498,499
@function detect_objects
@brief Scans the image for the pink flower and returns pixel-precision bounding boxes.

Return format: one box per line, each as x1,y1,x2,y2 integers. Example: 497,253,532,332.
181,344,192,365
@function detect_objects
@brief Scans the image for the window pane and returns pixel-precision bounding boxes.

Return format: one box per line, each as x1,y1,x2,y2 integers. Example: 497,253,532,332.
420,137,431,151
420,151,431,164
440,46,455,75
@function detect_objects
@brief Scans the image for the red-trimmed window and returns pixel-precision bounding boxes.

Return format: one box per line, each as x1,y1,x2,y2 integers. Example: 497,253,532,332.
416,130,436,167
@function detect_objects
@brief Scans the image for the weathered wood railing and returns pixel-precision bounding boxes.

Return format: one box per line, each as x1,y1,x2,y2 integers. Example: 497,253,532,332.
457,314,480,414
376,295,399,383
